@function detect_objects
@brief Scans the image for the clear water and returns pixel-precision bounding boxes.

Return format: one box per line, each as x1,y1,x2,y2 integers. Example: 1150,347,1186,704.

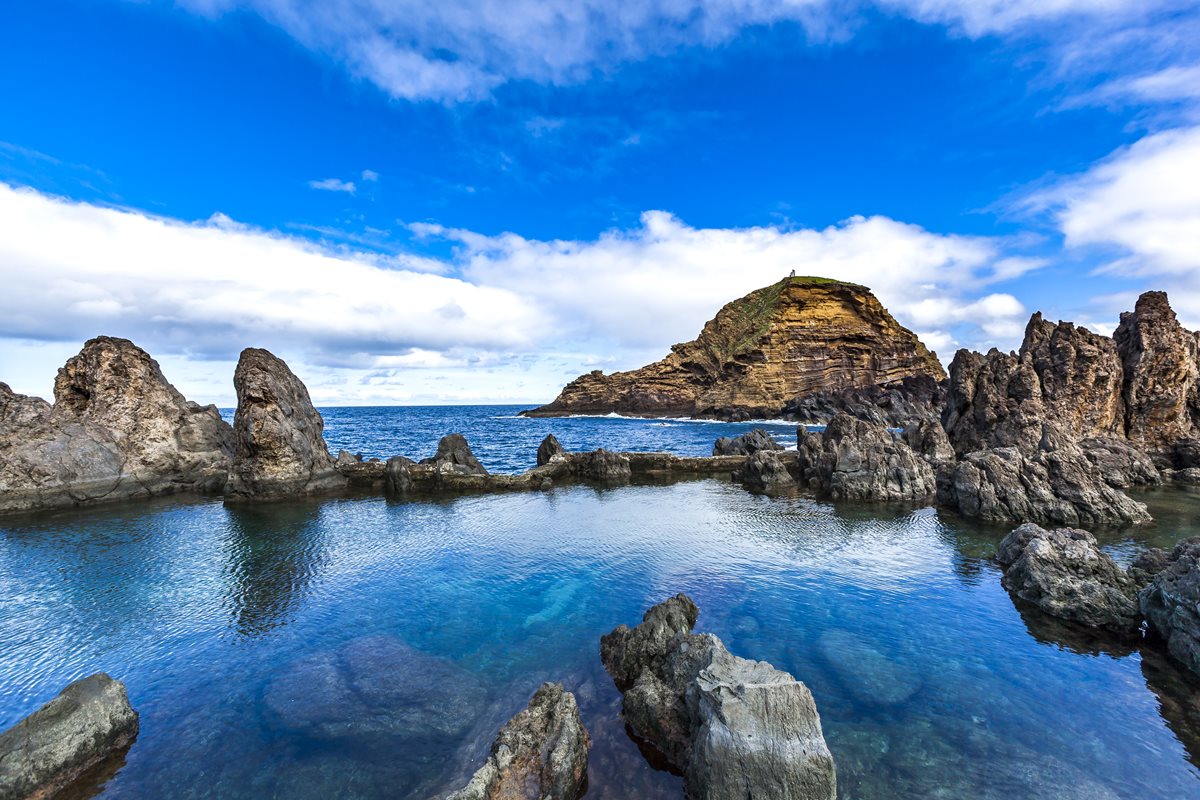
2,407,1198,799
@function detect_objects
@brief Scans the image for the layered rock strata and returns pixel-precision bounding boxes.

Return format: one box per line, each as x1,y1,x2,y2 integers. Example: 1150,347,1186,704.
224,348,347,499
446,683,589,800
525,277,944,419
0,673,139,800
795,413,935,502
600,594,836,800
0,337,233,514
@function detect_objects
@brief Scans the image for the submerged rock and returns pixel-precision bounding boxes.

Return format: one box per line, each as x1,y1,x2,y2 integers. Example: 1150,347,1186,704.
225,348,346,499
712,428,783,457
446,683,589,800
0,673,139,800
537,434,565,467
423,433,489,476
816,630,923,706
996,523,1140,632
601,595,836,800
0,337,234,514
1140,538,1200,677
733,450,796,494
795,413,935,502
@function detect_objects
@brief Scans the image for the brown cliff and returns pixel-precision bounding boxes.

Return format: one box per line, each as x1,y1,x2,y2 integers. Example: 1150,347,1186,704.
524,277,945,418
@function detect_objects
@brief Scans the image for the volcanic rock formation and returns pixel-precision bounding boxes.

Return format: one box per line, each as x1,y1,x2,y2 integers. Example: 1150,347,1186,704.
525,277,945,419
0,336,234,514
224,348,346,498
795,413,936,502
1140,537,1200,677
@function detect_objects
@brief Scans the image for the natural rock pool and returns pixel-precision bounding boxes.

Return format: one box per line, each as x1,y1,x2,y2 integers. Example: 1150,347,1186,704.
2,479,1199,798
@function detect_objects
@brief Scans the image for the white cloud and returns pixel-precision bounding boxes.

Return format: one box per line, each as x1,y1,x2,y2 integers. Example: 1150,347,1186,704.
308,177,357,193
173,0,1184,102
360,169,379,182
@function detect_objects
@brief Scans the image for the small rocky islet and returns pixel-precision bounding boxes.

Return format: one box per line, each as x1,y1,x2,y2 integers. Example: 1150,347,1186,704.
2,276,1200,799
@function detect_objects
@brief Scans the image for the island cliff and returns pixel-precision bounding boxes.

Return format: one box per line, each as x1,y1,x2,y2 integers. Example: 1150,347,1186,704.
522,277,945,419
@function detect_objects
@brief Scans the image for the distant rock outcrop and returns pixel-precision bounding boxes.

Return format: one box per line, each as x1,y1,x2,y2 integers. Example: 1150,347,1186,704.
446,682,589,800
795,413,935,502
712,428,783,456
0,336,234,514
524,277,945,419
224,348,346,498
600,594,836,800
0,673,139,800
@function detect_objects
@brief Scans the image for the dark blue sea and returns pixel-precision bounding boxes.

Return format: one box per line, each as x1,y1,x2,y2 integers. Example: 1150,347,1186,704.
2,406,1198,799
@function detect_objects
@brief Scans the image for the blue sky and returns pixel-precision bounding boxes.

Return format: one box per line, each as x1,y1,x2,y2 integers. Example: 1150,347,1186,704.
1,0,1199,405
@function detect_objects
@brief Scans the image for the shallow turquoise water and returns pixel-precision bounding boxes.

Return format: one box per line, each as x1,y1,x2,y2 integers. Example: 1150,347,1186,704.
2,480,1199,799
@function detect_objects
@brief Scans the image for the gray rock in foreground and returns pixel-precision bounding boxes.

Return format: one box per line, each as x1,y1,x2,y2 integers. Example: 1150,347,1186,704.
0,673,139,800
224,348,347,499
446,682,589,800
795,413,935,502
1140,537,1200,677
996,523,1141,632
733,450,796,494
712,428,782,457
601,594,836,800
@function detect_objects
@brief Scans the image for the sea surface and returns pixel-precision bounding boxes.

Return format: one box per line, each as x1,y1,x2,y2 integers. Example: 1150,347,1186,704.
1,406,1199,799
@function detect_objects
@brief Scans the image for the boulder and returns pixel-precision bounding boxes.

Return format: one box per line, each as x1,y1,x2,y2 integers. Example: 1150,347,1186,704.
996,523,1140,632
938,424,1151,527
571,449,631,483
1079,437,1161,488
1140,538,1200,676
385,456,416,494
1128,547,1171,588
732,450,796,494
422,433,489,476
712,428,783,457
795,413,935,502
537,434,565,467
446,683,589,800
903,418,955,463
601,595,836,800
0,673,139,800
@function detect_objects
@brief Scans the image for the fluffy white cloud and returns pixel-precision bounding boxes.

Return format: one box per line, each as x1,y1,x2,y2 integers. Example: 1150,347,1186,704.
174,0,1178,101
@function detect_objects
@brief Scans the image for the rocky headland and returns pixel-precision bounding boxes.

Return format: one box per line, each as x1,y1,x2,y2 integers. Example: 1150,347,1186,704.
522,277,945,420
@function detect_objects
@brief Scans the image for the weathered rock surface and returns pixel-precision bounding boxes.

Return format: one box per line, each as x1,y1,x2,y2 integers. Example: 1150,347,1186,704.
1140,538,1200,676
0,337,234,514
732,450,796,494
0,673,139,800
264,635,488,745
783,374,946,429
570,449,632,483
601,595,836,800
525,277,944,419
996,523,1140,632
385,456,416,494
794,413,935,502
446,683,589,800
537,434,565,467
903,418,955,463
938,424,1151,527
422,433,489,476
224,348,346,499
1079,437,1161,488
712,428,783,457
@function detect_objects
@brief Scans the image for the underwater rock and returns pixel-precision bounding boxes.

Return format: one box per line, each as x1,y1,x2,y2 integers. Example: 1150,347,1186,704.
1140,537,1200,677
264,636,488,745
601,595,836,800
996,523,1140,632
0,673,139,800
795,413,935,502
0,337,234,514
712,428,783,457
732,450,796,494
446,682,589,800
815,630,923,706
225,348,346,499
537,434,565,467
422,433,488,477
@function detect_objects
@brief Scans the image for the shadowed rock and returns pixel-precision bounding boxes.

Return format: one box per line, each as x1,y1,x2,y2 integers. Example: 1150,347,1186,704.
446,683,589,800
385,456,416,494
996,523,1140,632
537,434,565,467
783,374,946,429
225,348,346,499
1079,437,1161,488
733,450,796,494
571,449,631,483
601,595,836,800
0,673,139,800
712,428,782,457
422,433,488,477
1140,537,1200,677
795,413,934,502
0,337,233,514
904,418,955,463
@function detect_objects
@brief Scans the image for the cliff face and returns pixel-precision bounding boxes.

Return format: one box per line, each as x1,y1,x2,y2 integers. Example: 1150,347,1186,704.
524,277,946,418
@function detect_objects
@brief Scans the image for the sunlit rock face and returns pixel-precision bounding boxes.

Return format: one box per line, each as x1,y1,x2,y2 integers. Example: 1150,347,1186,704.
225,347,346,499
524,277,945,419
0,336,233,514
